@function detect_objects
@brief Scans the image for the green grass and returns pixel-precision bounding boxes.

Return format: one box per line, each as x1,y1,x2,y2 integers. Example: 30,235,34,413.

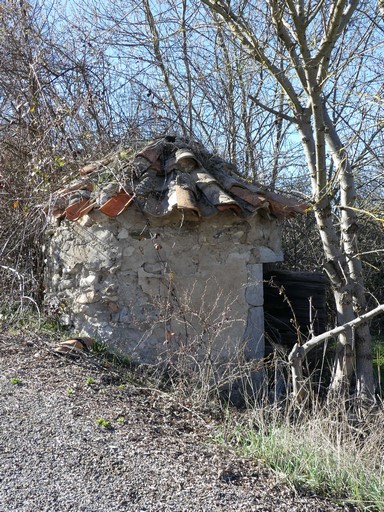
92,340,132,367
220,406,384,511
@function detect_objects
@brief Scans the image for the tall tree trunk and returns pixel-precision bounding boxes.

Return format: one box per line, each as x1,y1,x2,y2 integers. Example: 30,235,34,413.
323,106,375,398
298,111,355,394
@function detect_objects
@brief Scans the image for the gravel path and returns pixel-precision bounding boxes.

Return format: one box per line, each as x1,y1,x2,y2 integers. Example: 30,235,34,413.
0,333,354,512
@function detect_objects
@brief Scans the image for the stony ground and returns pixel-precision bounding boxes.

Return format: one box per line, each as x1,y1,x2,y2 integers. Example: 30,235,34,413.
0,332,356,512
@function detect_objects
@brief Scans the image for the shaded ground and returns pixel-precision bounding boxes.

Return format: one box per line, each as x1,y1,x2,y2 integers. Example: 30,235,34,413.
0,333,355,512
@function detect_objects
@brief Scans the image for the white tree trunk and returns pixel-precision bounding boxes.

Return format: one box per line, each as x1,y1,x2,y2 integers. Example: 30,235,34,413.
323,107,375,397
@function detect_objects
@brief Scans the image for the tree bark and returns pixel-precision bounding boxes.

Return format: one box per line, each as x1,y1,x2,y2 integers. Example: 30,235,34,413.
323,106,375,397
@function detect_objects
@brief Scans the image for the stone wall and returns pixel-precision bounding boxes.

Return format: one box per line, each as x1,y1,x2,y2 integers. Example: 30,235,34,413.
44,206,283,367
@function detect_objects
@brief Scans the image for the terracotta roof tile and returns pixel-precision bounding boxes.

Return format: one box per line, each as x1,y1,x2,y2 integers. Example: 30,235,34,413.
52,136,307,222
99,190,135,217
229,185,267,209
65,197,93,221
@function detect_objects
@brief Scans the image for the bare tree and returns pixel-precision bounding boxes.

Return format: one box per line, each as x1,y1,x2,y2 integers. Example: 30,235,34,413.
198,0,384,398
74,0,293,181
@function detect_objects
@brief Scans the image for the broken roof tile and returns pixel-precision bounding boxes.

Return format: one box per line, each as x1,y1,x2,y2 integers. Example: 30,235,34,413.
80,162,102,176
136,139,164,168
56,180,94,197
65,198,93,221
229,185,269,210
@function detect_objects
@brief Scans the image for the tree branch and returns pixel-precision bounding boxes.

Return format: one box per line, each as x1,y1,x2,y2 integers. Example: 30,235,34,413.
267,0,308,87
289,303,384,360
312,0,358,73
200,0,304,115
248,95,296,123
142,0,186,135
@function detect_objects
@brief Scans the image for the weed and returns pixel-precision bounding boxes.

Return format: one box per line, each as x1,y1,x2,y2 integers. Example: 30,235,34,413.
373,337,384,396
95,418,112,429
85,377,95,386
92,340,108,355
9,377,22,385
116,416,125,424
67,388,74,395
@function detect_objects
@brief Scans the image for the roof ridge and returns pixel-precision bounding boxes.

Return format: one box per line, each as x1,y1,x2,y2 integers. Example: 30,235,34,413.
50,136,307,222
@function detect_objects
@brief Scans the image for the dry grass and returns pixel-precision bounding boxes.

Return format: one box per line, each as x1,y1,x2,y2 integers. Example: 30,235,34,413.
218,398,384,511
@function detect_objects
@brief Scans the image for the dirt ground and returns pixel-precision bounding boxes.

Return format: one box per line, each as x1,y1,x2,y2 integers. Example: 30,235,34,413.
0,332,356,512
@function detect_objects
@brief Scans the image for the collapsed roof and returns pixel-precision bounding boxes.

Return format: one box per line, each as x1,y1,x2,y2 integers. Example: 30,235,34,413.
52,135,306,222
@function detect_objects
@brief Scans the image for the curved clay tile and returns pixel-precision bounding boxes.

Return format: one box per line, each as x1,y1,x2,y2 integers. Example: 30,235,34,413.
53,337,95,355
175,185,200,218
191,170,242,214
229,185,268,210
56,180,94,197
175,149,201,171
134,170,155,196
96,182,120,206
136,139,164,172
65,198,94,221
99,190,135,217
260,190,308,218
64,190,94,221
216,203,243,216
80,162,103,176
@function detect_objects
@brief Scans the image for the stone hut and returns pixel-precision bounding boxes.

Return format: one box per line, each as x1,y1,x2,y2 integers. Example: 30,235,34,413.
45,136,305,373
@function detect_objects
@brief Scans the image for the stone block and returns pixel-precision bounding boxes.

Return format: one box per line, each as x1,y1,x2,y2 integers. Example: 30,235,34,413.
245,263,264,306
102,283,119,299
76,290,101,304
243,306,265,360
260,246,284,262
59,314,73,326
57,279,74,291
123,246,135,258
78,215,95,227
138,265,170,299
251,245,283,263
118,227,129,240
79,274,98,287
